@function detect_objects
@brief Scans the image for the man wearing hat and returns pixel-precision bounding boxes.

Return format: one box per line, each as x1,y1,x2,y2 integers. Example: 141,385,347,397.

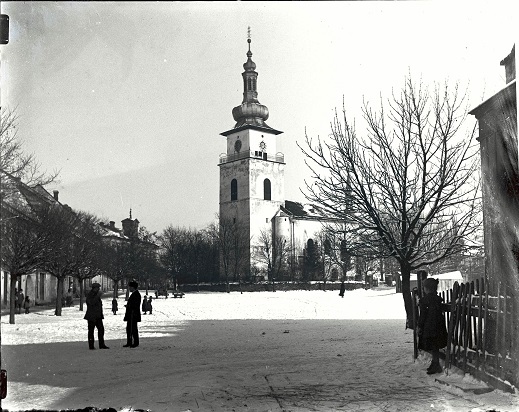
84,282,109,350
123,280,141,348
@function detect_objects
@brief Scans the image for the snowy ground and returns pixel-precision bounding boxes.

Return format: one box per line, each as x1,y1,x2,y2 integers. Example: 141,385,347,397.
1,287,518,412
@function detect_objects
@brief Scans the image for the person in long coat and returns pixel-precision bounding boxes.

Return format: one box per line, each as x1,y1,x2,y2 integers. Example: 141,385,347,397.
84,283,109,350
124,281,141,348
417,278,448,374
147,296,153,314
112,298,118,315
142,295,148,315
339,281,346,298
16,290,24,314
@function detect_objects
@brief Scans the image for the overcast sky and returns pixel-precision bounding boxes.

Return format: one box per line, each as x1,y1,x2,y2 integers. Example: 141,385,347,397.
1,1,516,234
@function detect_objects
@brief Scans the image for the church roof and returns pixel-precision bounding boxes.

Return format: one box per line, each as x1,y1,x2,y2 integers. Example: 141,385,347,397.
281,200,329,219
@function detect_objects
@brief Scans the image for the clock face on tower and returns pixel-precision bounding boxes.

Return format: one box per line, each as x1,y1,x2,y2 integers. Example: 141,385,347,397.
234,139,242,152
259,141,266,151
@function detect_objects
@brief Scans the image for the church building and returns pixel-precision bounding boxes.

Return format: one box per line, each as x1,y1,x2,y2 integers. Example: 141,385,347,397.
218,36,353,282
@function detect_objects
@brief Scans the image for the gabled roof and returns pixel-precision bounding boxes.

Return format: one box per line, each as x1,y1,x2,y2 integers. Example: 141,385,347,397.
0,169,60,219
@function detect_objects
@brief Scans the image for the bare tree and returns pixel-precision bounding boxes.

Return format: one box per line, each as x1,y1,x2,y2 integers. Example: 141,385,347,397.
254,228,290,291
97,241,131,299
0,107,59,187
0,212,51,324
207,215,249,293
38,205,100,316
159,226,191,291
69,211,104,311
300,76,481,327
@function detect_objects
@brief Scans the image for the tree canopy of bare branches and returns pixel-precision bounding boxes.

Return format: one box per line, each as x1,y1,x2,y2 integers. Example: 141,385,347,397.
254,228,290,290
0,107,59,187
300,76,482,325
207,215,250,292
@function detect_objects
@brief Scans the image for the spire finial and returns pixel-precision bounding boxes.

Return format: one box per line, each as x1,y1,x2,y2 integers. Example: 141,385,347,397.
129,208,132,220
247,26,251,51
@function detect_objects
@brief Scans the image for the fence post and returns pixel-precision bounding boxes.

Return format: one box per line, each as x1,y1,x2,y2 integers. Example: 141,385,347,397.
470,281,476,350
456,283,466,363
495,282,501,375
501,284,507,381
462,281,473,371
445,281,459,371
483,278,489,372
476,277,484,370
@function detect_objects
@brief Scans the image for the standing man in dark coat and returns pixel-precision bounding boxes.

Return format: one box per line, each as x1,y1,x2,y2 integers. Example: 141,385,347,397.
84,282,109,350
124,280,141,348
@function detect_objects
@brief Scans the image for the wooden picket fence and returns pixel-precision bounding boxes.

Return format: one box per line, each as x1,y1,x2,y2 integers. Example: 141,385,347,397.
412,277,518,393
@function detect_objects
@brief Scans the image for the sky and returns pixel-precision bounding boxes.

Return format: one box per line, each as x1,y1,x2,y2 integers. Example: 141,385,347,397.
1,1,517,234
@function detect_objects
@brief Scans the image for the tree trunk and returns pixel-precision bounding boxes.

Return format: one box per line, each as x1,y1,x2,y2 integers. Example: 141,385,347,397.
55,277,64,316
113,280,118,298
79,279,84,311
9,274,18,324
400,263,413,328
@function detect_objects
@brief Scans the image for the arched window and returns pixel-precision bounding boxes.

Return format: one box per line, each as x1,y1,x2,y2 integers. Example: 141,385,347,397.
231,179,238,201
324,238,332,255
248,78,253,91
252,78,257,91
263,178,271,200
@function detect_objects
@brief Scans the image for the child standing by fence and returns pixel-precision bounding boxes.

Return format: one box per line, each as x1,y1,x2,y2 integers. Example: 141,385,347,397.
417,278,448,375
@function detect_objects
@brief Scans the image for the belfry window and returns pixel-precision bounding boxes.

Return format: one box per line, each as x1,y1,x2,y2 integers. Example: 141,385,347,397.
263,179,271,200
248,78,253,91
252,78,257,91
231,179,238,201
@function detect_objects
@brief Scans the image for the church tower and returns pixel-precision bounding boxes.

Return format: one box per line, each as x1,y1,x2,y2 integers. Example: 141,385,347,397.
219,33,285,278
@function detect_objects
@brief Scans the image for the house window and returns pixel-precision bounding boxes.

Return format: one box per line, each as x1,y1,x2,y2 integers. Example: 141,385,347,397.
264,178,271,200
231,179,238,201
324,238,332,255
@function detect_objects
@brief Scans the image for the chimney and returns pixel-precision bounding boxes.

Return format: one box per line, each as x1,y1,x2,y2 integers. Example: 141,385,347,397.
53,190,59,201
109,221,115,229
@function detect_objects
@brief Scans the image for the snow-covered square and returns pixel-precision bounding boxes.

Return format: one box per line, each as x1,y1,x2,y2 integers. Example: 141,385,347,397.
2,287,518,412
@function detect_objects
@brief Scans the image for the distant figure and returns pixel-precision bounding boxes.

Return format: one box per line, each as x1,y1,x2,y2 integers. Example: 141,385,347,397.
142,296,148,315
417,278,447,375
23,296,31,314
155,290,159,299
147,296,153,314
123,281,141,348
339,281,345,298
16,289,24,314
84,283,109,350
65,288,73,307
112,298,118,315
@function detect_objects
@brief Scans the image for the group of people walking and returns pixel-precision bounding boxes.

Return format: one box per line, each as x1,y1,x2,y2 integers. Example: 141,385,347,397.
83,280,142,350
15,289,31,314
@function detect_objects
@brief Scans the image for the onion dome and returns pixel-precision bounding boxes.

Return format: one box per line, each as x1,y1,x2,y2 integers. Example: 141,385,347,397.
231,37,271,128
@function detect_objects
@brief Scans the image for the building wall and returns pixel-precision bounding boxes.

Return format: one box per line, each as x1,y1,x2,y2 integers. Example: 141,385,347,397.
1,270,114,308
472,81,518,287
